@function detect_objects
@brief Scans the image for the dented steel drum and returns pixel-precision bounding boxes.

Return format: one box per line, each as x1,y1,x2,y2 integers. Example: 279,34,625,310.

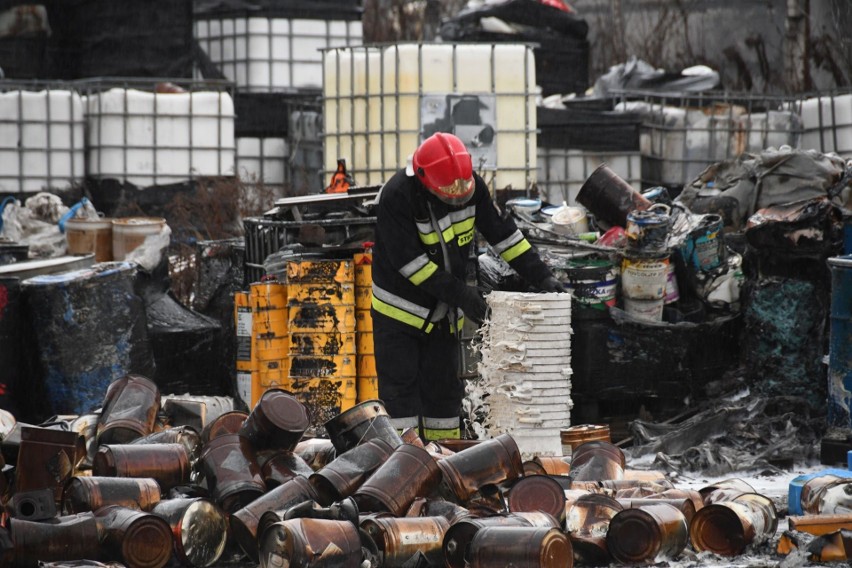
130,426,201,462
260,450,315,489
151,497,229,567
94,505,174,568
566,492,624,566
97,374,161,444
197,433,265,514
323,399,403,454
361,516,450,567
508,475,568,524
258,518,362,568
568,440,625,482
8,512,100,565
230,475,319,561
468,526,573,568
62,476,161,513
309,438,396,505
93,443,190,492
239,388,310,452
576,164,652,229
606,502,689,563
689,492,778,556
354,444,441,516
443,512,560,568
436,433,524,503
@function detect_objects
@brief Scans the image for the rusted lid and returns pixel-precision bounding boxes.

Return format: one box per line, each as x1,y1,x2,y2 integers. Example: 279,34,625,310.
689,502,756,556
507,475,567,523
258,390,310,433
538,528,574,568
607,506,670,563
201,411,249,444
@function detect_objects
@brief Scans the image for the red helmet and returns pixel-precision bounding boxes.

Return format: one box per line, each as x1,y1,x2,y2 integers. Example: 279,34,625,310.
411,133,475,205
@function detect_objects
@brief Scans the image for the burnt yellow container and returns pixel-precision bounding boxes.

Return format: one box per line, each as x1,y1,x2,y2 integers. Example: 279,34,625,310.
354,286,372,310
288,282,355,306
251,281,288,338
357,355,377,377
355,310,373,332
287,260,354,284
354,253,372,287
357,376,379,403
356,332,374,355
289,304,356,333
290,355,357,379
286,377,357,427
290,332,356,356
234,292,254,408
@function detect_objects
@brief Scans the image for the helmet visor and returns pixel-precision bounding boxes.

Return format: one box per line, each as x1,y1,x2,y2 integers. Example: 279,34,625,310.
432,177,474,205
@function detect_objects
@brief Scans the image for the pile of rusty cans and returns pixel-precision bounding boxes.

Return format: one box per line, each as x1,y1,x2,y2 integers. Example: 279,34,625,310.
0,375,782,568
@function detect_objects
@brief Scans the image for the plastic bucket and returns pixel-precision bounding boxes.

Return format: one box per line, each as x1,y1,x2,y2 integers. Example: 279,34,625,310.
681,214,726,273
576,164,653,229
625,204,671,252
563,257,618,310
66,218,113,262
623,297,665,322
551,206,589,236
621,252,670,301
112,217,166,261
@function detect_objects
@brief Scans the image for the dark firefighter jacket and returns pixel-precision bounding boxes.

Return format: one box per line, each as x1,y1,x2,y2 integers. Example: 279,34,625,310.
371,169,552,332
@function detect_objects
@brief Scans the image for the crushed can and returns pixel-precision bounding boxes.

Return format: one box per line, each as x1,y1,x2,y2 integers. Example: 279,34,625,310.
323,399,403,454
436,433,524,503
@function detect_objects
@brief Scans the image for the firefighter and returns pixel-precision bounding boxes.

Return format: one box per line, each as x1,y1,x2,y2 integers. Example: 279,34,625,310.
371,132,564,441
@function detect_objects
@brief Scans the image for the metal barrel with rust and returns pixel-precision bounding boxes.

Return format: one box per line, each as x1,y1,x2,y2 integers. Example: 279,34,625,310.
361,516,449,567
566,492,624,566
468,526,573,568
200,410,249,445
93,443,191,492
353,443,442,516
606,502,689,563
62,476,162,513
196,433,266,514
8,512,100,566
150,497,229,567
617,497,698,524
508,475,568,525
259,450,315,489
800,475,852,515
568,440,626,482
309,437,396,505
239,388,310,452
97,374,161,445
258,518,363,568
436,433,524,503
293,437,337,470
229,475,319,561
443,511,561,568
698,478,756,504
323,399,403,454
130,426,202,463
94,505,174,568
689,492,778,556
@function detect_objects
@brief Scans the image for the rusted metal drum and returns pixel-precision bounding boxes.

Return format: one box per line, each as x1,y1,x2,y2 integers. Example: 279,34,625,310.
323,399,403,454
239,389,310,452
531,456,572,476
443,512,560,568
468,526,572,568
436,433,524,503
566,493,623,566
151,497,228,567
576,164,652,229
560,424,611,455
230,475,319,561
200,411,249,445
93,443,190,492
260,450,315,489
617,497,697,524
508,475,567,524
62,477,161,513
9,512,100,565
309,438,396,505
97,374,161,445
361,516,449,567
689,492,778,556
258,518,362,568
94,505,174,568
257,497,359,540
130,426,201,462
354,444,441,516
569,441,625,482
655,489,705,512
800,475,852,515
698,478,756,504
293,437,337,470
197,433,265,514
606,502,689,563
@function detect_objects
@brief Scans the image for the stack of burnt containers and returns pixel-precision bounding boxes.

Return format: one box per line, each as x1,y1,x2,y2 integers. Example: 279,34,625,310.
286,259,357,431
193,0,364,197
353,250,378,402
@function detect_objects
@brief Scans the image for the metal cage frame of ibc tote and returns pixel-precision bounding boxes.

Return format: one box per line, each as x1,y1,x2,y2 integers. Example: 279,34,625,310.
608,90,807,191
321,42,539,196
0,80,86,198
73,77,237,188
786,88,852,161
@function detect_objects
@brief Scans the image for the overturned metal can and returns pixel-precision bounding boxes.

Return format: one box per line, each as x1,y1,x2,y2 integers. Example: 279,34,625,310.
293,437,337,470
353,444,441,516
94,443,191,492
309,438,395,505
436,433,524,503
361,516,449,567
9,512,100,566
199,410,249,445
130,426,202,463
94,505,174,568
606,502,689,563
468,526,573,568
240,389,310,452
531,456,572,476
258,518,363,568
230,475,319,561
150,497,229,567
260,450,315,490
97,374,161,445
568,441,625,482
800,475,852,515
617,497,697,524
443,512,560,568
689,492,778,556
698,478,756,504
566,492,623,566
508,475,568,524
197,433,265,514
62,476,161,513
323,399,403,454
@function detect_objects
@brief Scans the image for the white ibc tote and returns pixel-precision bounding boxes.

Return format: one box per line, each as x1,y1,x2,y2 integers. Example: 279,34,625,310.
323,43,538,192
474,291,573,457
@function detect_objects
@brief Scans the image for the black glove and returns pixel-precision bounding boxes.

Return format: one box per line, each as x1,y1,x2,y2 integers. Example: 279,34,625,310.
539,275,566,293
458,286,488,325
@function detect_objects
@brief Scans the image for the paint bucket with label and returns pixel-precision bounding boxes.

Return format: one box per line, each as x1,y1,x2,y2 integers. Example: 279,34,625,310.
66,217,113,262
625,204,672,252
576,164,653,229
563,257,618,311
681,214,726,273
551,205,589,236
621,251,670,301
